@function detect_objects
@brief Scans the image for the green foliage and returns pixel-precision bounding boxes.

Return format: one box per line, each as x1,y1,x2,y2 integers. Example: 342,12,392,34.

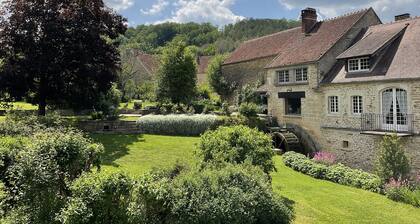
137,115,218,136
133,100,143,110
130,164,294,224
283,152,382,193
0,0,126,115
93,84,122,120
207,54,235,99
385,185,420,207
3,129,103,223
137,82,156,102
156,38,197,104
237,84,261,105
375,134,411,182
0,112,66,136
58,172,134,224
239,102,260,117
120,19,299,55
198,125,275,173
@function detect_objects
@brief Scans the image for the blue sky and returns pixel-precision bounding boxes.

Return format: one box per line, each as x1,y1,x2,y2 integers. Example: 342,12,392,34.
104,0,420,27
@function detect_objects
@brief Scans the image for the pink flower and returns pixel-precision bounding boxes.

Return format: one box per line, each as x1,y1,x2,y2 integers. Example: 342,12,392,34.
313,151,336,165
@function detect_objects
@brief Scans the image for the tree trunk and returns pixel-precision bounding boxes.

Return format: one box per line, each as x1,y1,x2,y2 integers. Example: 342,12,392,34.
38,76,47,116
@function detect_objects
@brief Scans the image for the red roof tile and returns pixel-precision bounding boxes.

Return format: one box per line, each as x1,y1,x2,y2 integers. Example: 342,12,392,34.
223,9,371,68
137,52,160,75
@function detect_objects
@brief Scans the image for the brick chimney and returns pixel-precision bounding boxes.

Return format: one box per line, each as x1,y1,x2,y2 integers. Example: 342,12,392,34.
395,13,410,21
301,7,317,34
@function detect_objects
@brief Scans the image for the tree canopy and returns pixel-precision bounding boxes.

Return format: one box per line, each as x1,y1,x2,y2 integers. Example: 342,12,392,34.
156,38,197,104
0,0,126,115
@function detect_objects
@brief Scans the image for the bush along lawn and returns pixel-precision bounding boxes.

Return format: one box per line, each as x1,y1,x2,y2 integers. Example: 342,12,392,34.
283,151,382,193
91,133,420,224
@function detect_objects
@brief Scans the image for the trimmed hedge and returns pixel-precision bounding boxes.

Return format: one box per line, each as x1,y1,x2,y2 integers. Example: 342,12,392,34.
137,114,219,136
283,152,382,193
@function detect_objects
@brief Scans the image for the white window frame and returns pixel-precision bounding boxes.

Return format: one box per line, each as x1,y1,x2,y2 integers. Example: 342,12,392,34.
277,70,290,83
328,96,339,114
351,96,363,115
295,67,308,82
348,57,370,72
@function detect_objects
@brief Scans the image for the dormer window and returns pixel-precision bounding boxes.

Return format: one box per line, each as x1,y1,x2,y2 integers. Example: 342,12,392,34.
348,57,370,72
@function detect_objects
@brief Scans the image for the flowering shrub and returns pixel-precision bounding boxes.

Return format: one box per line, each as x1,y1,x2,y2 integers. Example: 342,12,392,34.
384,178,420,207
283,151,382,193
313,151,336,165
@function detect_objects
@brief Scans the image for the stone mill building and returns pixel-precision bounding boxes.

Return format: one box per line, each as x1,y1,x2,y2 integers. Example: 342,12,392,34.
222,7,420,172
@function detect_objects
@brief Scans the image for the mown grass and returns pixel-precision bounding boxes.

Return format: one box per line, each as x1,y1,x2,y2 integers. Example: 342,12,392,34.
92,134,420,224
0,102,38,110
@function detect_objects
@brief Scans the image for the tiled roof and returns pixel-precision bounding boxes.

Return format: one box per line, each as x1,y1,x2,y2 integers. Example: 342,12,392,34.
223,9,371,67
324,17,420,83
266,9,370,68
337,22,407,59
197,56,212,74
223,27,300,65
137,52,160,75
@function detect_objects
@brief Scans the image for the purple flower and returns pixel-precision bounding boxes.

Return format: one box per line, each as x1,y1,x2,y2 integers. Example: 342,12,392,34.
312,151,336,165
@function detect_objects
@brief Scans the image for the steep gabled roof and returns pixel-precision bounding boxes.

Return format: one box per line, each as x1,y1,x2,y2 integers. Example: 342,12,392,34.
266,9,371,68
323,16,420,83
223,8,372,67
337,22,407,59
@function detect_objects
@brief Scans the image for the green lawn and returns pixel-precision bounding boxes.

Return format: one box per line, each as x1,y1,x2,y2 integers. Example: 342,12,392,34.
92,134,420,224
0,102,38,110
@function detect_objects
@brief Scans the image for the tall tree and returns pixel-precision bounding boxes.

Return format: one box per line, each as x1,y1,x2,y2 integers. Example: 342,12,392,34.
156,37,197,104
207,54,235,100
0,0,126,115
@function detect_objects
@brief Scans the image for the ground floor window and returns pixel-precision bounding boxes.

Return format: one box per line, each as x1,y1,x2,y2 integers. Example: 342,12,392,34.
285,98,301,115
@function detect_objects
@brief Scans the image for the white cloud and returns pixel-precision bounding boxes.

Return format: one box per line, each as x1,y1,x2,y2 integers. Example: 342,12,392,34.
279,0,420,21
156,0,245,26
141,0,170,15
104,0,134,11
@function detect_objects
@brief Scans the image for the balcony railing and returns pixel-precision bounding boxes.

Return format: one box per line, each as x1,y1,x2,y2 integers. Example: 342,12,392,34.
361,113,415,134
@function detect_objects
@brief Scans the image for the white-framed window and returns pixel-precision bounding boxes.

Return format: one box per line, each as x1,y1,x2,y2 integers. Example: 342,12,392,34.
351,96,363,114
295,67,308,82
348,57,370,72
278,70,289,83
328,96,339,114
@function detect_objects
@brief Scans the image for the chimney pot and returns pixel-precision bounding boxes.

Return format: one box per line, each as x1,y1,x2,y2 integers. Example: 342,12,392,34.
395,13,410,21
301,7,317,34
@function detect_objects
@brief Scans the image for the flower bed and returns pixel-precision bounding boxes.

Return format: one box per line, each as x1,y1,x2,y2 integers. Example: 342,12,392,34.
283,151,382,193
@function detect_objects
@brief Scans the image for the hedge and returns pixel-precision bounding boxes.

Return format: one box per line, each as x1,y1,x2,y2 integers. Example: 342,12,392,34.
137,114,219,136
283,152,382,193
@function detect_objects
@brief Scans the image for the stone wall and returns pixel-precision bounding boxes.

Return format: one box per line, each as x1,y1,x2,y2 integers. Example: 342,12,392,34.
222,56,275,103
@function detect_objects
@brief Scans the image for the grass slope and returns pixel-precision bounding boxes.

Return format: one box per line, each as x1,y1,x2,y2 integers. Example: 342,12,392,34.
92,134,420,224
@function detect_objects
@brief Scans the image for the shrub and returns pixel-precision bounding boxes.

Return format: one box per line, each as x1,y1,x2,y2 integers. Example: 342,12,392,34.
198,125,275,173
283,152,382,193
239,102,260,117
4,129,103,223
130,164,294,224
313,151,336,166
58,172,134,224
375,134,411,182
384,178,420,207
133,100,143,110
236,84,261,105
0,111,65,136
137,114,218,136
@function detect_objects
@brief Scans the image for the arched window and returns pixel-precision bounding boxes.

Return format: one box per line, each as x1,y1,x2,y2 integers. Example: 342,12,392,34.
381,88,408,131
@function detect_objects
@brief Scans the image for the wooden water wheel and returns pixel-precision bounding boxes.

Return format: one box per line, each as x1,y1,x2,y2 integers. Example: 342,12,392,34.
272,131,300,153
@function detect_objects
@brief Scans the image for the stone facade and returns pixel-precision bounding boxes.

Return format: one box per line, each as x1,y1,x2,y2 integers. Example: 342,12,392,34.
267,65,420,172
222,56,275,102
